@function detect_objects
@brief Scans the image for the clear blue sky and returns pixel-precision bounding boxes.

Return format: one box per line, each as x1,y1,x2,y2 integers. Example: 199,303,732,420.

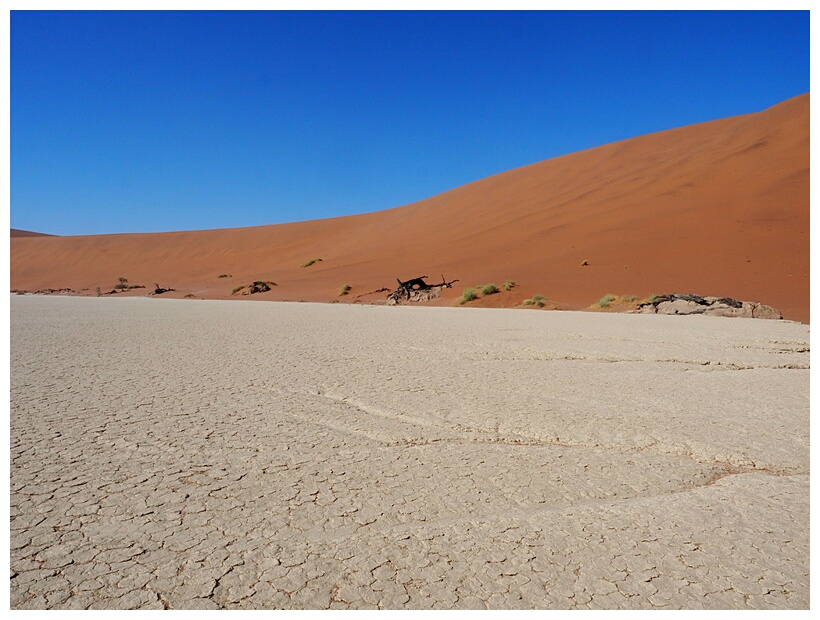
10,10,810,236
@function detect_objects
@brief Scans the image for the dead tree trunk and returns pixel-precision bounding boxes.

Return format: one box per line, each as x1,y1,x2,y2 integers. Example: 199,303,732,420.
151,284,176,295
388,275,459,304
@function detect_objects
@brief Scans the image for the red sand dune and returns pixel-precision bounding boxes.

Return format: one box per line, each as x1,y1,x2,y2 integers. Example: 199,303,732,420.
10,93,809,323
11,228,55,237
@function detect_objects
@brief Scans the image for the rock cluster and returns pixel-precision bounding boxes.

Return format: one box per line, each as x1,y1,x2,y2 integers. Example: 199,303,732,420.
632,294,781,319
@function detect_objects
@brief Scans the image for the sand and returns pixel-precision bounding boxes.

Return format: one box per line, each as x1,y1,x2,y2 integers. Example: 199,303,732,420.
9,93,809,323
10,295,809,609
10,228,54,237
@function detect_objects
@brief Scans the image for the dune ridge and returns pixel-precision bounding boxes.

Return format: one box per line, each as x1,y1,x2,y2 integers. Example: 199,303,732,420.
10,93,809,322
10,228,55,237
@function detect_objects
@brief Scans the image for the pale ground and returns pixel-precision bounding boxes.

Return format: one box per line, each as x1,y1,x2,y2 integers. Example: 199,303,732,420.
9,295,810,610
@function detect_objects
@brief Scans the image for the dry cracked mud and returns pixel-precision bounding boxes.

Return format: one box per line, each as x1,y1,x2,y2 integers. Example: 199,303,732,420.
9,296,809,609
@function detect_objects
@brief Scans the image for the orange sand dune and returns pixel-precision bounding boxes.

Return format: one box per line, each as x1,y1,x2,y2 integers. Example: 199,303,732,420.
11,228,55,237
10,93,809,323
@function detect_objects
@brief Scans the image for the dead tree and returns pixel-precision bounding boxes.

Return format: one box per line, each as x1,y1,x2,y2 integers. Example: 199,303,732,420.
151,284,175,295
388,274,459,304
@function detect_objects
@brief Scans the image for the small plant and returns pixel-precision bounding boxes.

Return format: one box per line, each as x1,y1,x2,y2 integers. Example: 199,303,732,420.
231,285,246,295
301,258,323,268
218,274,232,278
523,294,547,308
113,277,144,290
339,284,351,296
502,280,516,291
597,294,617,308
477,283,499,296
645,294,661,304
459,288,478,305
621,294,639,302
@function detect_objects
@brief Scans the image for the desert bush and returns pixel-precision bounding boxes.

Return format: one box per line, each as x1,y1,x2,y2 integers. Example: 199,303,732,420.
502,280,516,291
621,294,639,302
231,285,246,295
523,294,547,308
597,294,617,308
113,277,144,290
218,274,231,278
459,288,478,305
301,258,323,268
339,284,351,296
478,283,499,296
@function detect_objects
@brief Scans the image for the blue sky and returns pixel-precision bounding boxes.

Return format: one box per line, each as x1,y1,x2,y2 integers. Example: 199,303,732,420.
10,10,810,236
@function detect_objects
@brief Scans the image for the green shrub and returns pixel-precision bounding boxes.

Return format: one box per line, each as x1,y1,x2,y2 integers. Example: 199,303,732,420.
502,280,516,291
459,288,478,305
621,294,639,302
339,284,351,296
301,258,323,268
478,283,499,296
523,295,546,308
597,294,617,308
113,277,144,290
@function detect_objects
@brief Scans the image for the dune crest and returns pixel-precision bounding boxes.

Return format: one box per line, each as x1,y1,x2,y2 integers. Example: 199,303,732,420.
10,228,55,237
10,93,809,322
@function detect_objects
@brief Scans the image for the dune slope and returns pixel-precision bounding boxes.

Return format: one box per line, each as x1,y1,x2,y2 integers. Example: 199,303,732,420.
10,93,809,322
10,229,55,237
